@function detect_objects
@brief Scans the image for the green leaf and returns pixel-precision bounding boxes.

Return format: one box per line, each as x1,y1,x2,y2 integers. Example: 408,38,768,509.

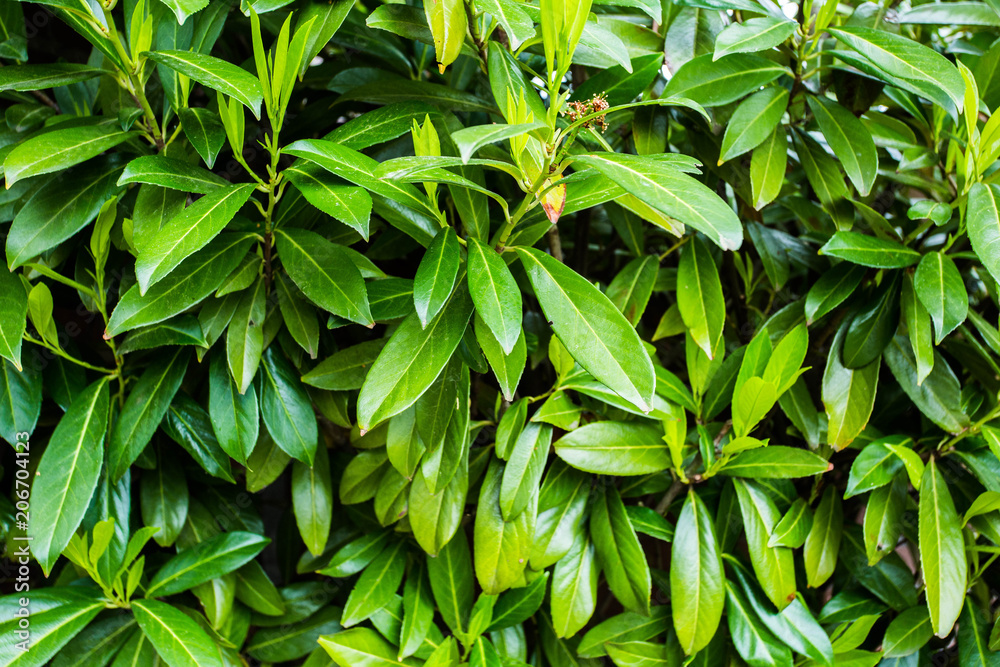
178,107,226,169
413,228,461,328
226,277,265,395
284,139,436,230
208,349,258,465
554,421,670,475
118,155,228,194
570,154,743,251
0,267,26,369
141,447,188,548
500,422,551,520
913,252,967,344
884,335,970,435
474,459,533,594
827,26,965,113
577,608,671,658
131,599,224,667
423,0,464,69
734,479,797,610
276,228,373,326
769,497,814,548
107,232,254,336
807,95,878,197
0,592,105,667
804,486,843,588
146,531,268,598
959,596,999,666
293,441,333,556
0,63,103,91
551,533,598,638
108,348,189,481
303,340,386,391
901,273,934,385
342,540,407,627
517,246,654,411
845,440,905,498
400,562,434,658
468,238,522,355
235,561,286,616
714,17,796,60
285,165,372,240
968,183,1000,286
805,263,866,325
320,627,422,667
720,87,788,163
918,459,966,638
29,379,109,574
357,287,473,431
750,125,787,210
720,446,830,479
246,606,342,663
50,612,137,667
591,485,650,615
626,505,675,542
677,236,725,359
732,377,777,437
276,273,320,359
156,0,208,25
842,275,899,369
7,155,125,270
663,53,789,107
671,490,724,655
135,183,255,293
864,474,906,566
261,347,319,465
883,606,932,657
474,312,526,402
452,122,547,164
4,125,137,187
163,394,234,482
118,316,208,355
725,581,793,667
820,231,919,268
477,0,533,47
486,571,548,632
427,530,474,635
144,50,264,116
822,321,879,450
0,359,40,446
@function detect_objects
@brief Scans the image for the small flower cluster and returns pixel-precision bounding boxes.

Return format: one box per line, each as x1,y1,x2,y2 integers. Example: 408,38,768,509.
565,93,610,132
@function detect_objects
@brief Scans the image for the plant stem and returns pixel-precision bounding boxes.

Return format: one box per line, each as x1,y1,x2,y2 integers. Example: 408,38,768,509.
23,334,117,375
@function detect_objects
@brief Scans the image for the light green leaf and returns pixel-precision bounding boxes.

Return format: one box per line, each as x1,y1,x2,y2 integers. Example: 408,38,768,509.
913,252,968,345
554,421,670,475
131,599,223,667
918,459,966,638
517,246,654,412
468,238,522,355
720,87,788,163
570,153,743,251
4,125,136,187
671,490,724,655
807,95,878,197
277,228,373,326
135,183,255,293
29,379,109,574
714,17,796,60
144,49,264,116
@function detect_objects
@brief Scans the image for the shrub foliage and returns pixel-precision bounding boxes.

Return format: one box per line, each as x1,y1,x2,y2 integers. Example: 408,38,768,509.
2,0,1000,664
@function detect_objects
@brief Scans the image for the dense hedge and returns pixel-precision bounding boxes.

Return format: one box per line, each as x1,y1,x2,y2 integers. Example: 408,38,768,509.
2,0,1000,664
